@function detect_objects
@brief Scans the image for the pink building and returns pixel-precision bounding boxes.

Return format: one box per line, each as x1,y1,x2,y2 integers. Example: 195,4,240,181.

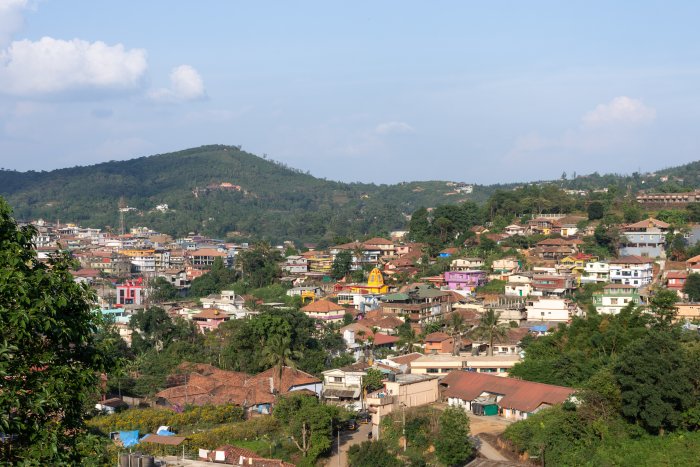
192,308,231,332
116,278,145,306
443,270,487,293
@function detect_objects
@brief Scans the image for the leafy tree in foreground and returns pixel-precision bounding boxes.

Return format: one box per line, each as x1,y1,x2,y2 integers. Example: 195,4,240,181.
435,406,473,466
0,198,117,463
614,330,696,434
273,393,341,465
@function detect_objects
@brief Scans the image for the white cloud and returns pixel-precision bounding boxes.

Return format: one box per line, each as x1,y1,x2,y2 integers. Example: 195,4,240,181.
375,121,414,135
508,96,656,161
582,96,656,127
148,65,206,103
0,37,148,96
0,0,29,48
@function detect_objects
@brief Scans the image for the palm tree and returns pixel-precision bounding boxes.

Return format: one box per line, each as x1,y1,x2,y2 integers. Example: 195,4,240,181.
470,309,509,356
448,313,466,356
262,335,302,394
398,327,419,354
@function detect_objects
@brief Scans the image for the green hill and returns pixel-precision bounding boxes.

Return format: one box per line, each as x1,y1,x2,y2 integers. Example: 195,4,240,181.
0,145,497,244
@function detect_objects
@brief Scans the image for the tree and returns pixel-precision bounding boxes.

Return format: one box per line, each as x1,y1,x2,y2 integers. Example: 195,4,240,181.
448,313,466,355
684,273,700,302
363,368,384,392
470,309,509,356
129,307,197,354
435,406,473,466
149,276,179,302
262,334,301,393
331,250,353,280
614,330,696,434
348,441,401,467
273,393,341,463
648,289,678,327
237,242,281,289
0,198,118,463
588,201,605,220
409,207,431,242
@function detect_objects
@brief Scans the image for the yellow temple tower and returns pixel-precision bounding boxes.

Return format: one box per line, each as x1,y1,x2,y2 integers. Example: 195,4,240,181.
350,267,389,294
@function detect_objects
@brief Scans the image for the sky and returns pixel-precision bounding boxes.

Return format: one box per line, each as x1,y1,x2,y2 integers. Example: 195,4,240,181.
1,1,700,184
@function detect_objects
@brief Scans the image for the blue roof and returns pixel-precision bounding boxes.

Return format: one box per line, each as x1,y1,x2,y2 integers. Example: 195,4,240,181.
530,325,548,332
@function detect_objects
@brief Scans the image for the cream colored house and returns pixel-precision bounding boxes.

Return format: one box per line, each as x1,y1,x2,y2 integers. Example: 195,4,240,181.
366,374,439,438
410,354,521,377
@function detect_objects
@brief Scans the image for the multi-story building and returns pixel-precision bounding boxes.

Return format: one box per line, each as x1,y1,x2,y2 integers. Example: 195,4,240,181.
531,274,576,297
592,284,641,315
116,278,146,306
580,261,610,284
283,255,308,274
525,298,581,322
450,258,485,271
443,270,487,294
609,256,655,287
619,218,669,258
121,249,156,274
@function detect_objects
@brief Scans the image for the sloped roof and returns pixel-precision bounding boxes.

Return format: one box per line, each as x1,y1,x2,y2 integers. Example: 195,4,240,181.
610,255,654,265
363,237,394,245
424,332,451,343
192,308,230,320
250,366,321,393
441,371,574,413
624,218,670,230
389,352,425,365
301,299,345,313
373,333,400,346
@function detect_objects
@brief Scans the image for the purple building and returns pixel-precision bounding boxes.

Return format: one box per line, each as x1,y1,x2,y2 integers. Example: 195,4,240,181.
443,270,487,293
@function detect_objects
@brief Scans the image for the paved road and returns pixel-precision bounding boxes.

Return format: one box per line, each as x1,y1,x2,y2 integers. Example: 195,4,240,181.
325,423,372,467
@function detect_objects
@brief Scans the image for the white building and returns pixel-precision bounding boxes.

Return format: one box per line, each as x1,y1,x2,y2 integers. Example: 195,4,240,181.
580,261,610,284
609,256,654,287
525,298,581,322
505,273,533,297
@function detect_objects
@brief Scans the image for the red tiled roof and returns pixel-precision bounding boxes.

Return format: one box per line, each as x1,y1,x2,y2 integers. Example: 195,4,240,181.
364,237,394,246
373,333,400,346
388,352,424,365
301,299,345,313
624,218,670,230
424,332,451,343
441,372,574,413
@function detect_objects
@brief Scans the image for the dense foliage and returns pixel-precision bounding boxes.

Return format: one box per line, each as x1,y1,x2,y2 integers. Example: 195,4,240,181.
0,198,119,464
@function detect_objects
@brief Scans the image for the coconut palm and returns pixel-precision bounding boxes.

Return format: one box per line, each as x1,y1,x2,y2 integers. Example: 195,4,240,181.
262,334,302,394
470,309,509,356
398,327,419,354
448,313,466,356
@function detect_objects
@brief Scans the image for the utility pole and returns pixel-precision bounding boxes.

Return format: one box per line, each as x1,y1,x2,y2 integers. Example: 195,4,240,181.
402,403,406,452
337,426,341,467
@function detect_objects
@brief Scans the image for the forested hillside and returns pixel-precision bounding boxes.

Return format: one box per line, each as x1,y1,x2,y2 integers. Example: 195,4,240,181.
0,145,497,243
4,144,700,244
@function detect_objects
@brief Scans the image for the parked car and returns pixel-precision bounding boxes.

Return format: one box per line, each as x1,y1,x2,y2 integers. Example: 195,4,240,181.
357,411,371,424
345,419,358,431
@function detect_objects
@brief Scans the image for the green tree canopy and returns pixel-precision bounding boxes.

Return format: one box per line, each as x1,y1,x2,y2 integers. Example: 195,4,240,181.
435,406,473,466
683,273,700,302
0,198,118,463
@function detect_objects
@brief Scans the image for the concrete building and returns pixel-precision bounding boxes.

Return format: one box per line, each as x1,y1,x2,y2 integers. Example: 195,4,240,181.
592,284,641,315
609,256,655,287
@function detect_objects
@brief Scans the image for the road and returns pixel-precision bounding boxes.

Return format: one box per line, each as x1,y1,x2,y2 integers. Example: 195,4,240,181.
324,422,372,467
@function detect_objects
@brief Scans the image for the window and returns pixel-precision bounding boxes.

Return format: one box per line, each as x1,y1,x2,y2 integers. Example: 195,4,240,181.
610,298,618,305
427,368,439,374
333,377,343,383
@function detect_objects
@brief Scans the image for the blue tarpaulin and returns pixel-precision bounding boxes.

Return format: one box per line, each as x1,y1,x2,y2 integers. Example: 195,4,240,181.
156,428,176,436
118,430,140,447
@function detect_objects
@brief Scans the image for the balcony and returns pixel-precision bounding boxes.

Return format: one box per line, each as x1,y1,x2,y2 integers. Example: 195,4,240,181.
366,392,396,407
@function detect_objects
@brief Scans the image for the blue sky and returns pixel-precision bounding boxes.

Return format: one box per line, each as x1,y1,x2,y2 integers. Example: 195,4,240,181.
1,1,699,184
